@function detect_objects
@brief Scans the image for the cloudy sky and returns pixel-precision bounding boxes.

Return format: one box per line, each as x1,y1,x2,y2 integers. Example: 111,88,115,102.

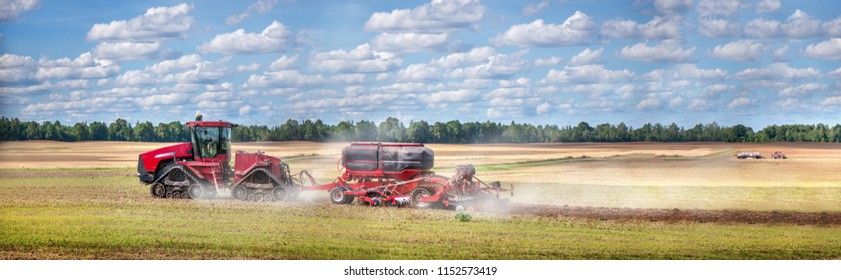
1,0,840,128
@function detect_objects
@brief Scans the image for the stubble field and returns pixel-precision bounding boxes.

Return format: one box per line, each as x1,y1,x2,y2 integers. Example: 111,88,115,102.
1,141,840,259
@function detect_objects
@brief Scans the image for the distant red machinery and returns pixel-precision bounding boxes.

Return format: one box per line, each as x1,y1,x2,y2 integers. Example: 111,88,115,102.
137,119,511,210
771,151,787,159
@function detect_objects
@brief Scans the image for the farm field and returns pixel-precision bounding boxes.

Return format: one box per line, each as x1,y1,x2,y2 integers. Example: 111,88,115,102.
1,141,840,259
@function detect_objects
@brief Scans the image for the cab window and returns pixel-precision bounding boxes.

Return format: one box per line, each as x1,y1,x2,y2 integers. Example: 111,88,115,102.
221,127,231,155
194,126,221,158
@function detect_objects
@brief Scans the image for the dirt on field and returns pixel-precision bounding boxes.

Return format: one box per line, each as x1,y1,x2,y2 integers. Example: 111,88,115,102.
503,204,841,225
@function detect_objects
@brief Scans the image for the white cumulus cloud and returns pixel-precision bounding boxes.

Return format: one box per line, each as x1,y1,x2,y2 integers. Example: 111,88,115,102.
311,44,402,73
522,1,549,16
570,48,603,66
239,104,253,116
114,70,155,86
236,63,262,72
0,0,39,21
227,0,279,25
268,54,299,71
782,10,822,38
696,0,741,18
87,3,194,42
92,42,161,60
535,102,551,115
746,10,825,39
600,16,681,39
198,21,294,54
822,96,841,106
136,93,190,107
654,0,692,14
778,83,826,97
543,64,634,84
245,70,325,88
825,17,841,37
736,63,820,80
35,52,121,80
422,89,479,104
704,84,734,98
364,0,485,33
674,64,727,80
698,18,740,38
728,97,755,109
490,11,595,47
534,56,562,67
0,53,38,84
618,41,695,63
756,0,780,13
636,97,662,110
744,18,780,38
803,38,841,60
145,54,203,75
161,59,229,84
710,40,764,61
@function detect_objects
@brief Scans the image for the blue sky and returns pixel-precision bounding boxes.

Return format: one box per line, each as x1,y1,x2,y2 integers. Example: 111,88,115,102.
1,0,840,128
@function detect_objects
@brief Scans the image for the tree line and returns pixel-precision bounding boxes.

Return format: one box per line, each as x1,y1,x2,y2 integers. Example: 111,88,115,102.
2,116,841,143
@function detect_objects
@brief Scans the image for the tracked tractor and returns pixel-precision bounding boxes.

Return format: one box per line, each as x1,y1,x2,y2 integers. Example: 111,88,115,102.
137,120,299,201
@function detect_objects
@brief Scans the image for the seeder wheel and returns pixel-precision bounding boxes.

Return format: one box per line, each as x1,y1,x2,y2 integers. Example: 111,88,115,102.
329,186,354,204
409,187,434,209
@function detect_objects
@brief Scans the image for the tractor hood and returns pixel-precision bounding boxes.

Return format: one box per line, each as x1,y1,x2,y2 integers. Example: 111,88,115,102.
138,142,193,173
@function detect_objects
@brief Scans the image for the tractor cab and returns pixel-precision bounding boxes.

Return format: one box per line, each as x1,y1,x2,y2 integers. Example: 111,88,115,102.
187,120,234,162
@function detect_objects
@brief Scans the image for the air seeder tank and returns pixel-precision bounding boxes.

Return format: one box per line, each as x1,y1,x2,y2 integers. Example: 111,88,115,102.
341,142,434,181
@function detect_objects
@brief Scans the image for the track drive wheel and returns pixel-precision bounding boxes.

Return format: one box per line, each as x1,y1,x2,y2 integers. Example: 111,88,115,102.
187,184,204,199
329,186,354,204
150,183,165,198
272,186,290,202
233,185,247,200
409,187,435,209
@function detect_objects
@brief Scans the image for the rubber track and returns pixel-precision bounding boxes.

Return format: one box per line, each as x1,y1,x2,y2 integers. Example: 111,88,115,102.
152,164,204,189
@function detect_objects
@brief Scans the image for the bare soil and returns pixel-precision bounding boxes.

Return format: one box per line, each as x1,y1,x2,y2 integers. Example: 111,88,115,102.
504,203,841,225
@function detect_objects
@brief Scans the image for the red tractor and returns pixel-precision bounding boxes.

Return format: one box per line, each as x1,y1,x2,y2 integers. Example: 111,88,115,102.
137,119,512,210
138,119,299,201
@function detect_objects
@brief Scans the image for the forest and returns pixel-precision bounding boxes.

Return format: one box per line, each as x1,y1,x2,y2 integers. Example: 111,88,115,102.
2,116,841,143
